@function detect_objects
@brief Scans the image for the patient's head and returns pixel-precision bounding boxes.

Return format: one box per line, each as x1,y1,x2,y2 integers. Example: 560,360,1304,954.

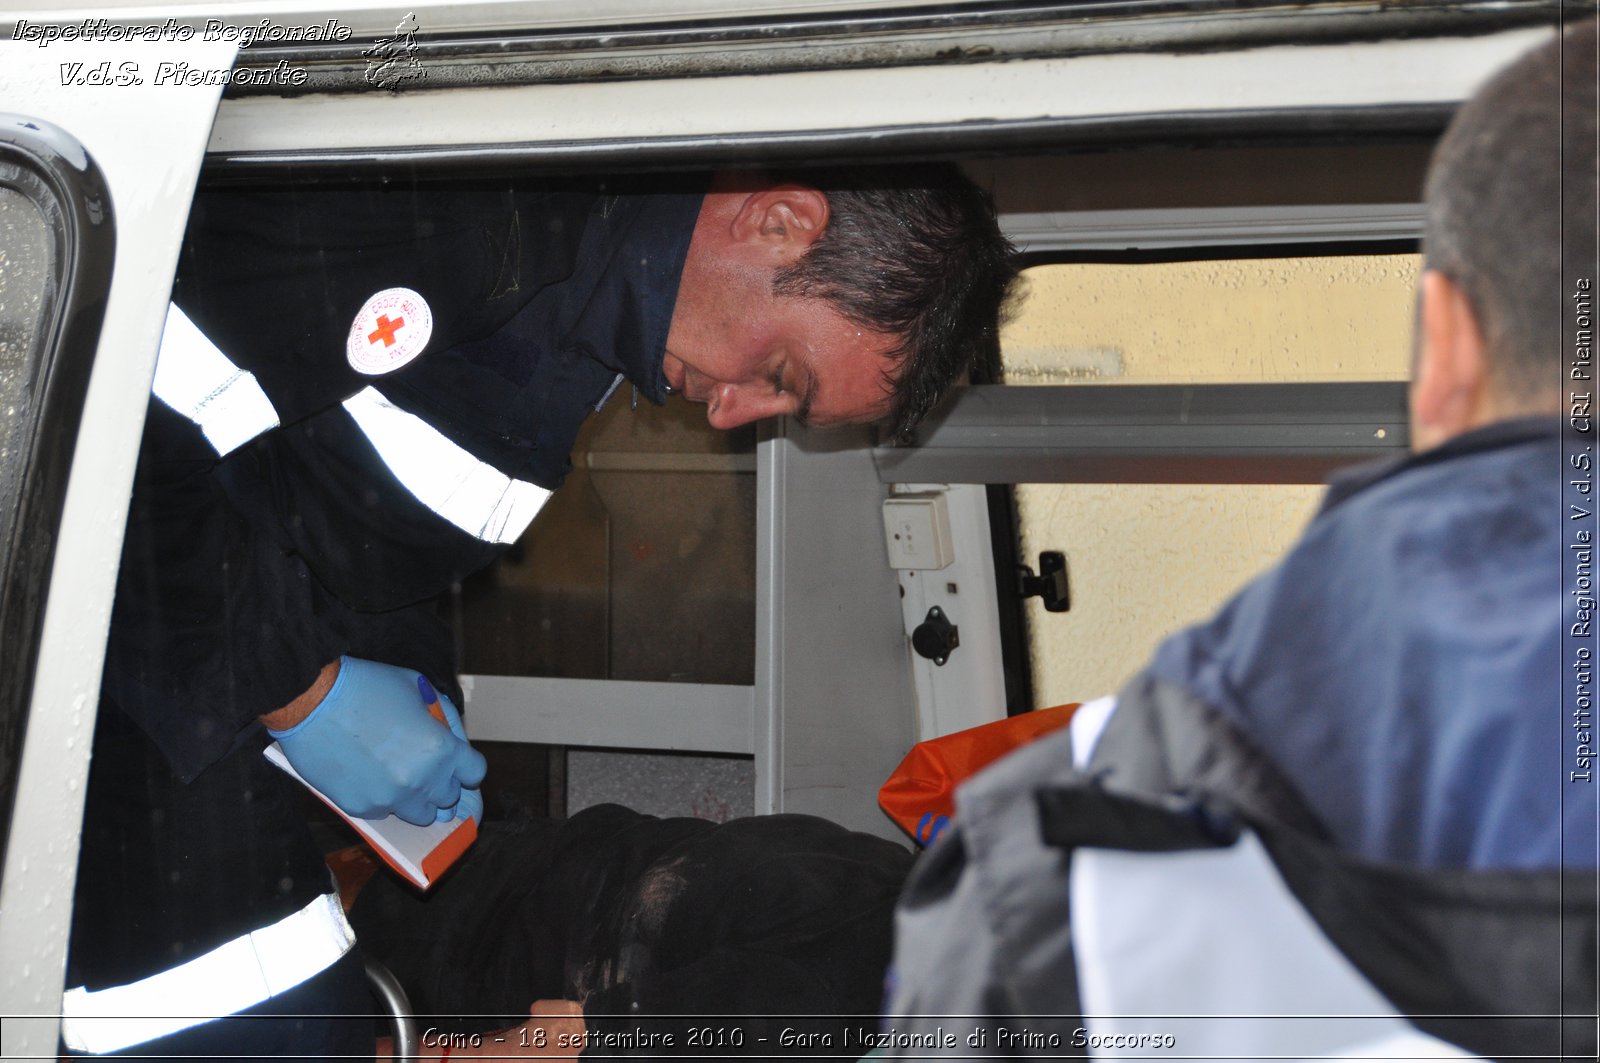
1411,18,1597,450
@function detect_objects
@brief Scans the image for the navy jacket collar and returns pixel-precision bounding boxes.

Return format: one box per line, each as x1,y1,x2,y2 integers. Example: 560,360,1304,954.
561,191,702,405
1320,416,1562,515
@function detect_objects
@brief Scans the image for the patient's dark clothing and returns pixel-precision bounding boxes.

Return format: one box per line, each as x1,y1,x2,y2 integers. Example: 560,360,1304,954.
350,805,914,1053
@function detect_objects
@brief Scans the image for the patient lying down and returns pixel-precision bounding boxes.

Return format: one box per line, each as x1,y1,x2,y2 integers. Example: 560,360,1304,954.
348,803,915,1059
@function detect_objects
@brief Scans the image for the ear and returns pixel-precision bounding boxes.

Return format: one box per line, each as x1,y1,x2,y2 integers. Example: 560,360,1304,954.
1410,270,1490,451
728,186,830,261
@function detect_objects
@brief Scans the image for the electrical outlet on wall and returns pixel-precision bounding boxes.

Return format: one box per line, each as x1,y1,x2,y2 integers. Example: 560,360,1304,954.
883,492,955,570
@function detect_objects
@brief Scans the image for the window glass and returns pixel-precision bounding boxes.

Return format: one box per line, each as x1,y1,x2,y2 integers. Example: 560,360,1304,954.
0,177,64,871
1002,255,1419,385
0,186,54,532
455,399,756,689
1004,254,1420,706
455,396,758,821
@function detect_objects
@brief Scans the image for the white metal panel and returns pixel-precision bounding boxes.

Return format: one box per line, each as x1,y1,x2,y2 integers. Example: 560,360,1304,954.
205,28,1549,156
891,483,1008,740
756,421,919,841
462,676,755,755
0,35,235,1058
1003,202,1427,253
754,420,789,818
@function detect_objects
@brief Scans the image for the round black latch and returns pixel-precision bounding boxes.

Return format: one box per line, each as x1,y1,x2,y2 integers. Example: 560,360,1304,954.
911,605,960,666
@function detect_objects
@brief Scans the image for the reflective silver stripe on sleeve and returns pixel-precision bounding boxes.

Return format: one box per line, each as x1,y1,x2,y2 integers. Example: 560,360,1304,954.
151,303,281,456
341,386,551,544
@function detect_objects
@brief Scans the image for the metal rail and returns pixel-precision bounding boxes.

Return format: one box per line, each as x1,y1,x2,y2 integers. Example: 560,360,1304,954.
874,382,1410,485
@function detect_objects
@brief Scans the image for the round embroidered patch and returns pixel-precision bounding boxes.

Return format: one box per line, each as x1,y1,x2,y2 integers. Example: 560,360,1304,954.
346,287,434,375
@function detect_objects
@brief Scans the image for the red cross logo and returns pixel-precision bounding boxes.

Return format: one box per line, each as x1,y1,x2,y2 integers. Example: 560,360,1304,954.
348,288,432,376
368,314,405,347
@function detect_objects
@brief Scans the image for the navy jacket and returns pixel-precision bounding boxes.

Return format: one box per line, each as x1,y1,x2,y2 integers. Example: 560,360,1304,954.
70,181,700,988
104,180,700,780
1146,418,1581,869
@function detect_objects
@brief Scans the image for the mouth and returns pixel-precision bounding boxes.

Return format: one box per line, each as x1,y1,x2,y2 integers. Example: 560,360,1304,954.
661,352,690,397
662,353,709,403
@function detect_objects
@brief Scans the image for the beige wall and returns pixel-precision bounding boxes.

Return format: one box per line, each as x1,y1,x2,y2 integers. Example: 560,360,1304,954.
1007,255,1419,706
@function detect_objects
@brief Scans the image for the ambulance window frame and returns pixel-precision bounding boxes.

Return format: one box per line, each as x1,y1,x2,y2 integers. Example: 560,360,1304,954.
0,117,116,870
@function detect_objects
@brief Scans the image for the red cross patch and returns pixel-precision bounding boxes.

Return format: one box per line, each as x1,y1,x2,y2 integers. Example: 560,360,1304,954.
347,287,434,375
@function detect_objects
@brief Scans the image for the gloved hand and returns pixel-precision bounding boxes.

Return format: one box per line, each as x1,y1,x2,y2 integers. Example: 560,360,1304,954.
269,656,487,826
427,676,484,826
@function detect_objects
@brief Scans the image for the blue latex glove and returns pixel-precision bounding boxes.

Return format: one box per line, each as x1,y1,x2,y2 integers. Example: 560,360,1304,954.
425,676,484,826
269,656,487,826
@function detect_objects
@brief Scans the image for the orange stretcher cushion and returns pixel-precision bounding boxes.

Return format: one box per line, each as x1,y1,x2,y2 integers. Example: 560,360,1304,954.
879,703,1079,846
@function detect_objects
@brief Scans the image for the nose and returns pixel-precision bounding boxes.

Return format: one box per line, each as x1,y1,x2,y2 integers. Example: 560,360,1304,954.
704,382,787,431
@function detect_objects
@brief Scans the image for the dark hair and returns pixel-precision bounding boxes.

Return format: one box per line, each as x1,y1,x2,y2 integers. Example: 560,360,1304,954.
770,164,1018,441
1423,17,1598,403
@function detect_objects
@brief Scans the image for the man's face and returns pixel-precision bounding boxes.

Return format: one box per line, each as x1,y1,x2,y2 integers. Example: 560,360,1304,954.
662,181,903,431
662,294,902,431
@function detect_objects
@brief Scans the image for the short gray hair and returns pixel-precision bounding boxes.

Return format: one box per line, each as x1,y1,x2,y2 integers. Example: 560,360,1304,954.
1423,18,1597,403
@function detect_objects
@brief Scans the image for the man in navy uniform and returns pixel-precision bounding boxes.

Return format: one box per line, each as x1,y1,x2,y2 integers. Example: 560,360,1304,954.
62,167,1015,1057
